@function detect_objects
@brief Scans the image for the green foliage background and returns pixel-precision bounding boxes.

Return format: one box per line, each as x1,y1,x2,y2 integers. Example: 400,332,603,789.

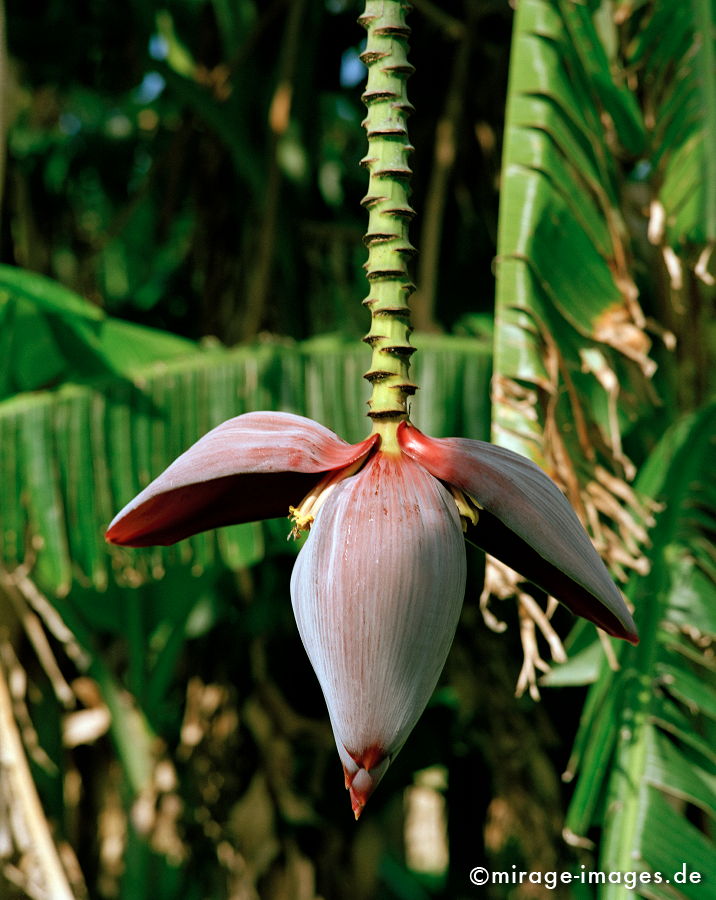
0,1,714,899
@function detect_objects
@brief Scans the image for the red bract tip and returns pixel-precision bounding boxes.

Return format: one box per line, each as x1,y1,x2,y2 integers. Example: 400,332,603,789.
342,749,390,820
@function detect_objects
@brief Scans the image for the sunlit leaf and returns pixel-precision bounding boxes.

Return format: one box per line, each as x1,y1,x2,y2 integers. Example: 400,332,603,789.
0,335,491,595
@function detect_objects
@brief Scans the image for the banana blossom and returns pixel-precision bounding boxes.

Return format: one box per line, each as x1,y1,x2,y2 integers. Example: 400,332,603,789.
106,411,637,817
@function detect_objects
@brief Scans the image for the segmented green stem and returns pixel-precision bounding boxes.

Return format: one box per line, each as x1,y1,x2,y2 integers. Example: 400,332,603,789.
359,1,417,438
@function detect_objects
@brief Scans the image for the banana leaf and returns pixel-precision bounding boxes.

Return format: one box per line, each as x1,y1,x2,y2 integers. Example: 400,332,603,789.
493,0,715,571
0,334,491,597
564,403,716,896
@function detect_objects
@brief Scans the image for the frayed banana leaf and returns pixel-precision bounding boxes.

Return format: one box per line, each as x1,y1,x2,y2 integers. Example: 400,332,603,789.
493,0,715,593
0,336,491,596
494,4,716,884
564,403,716,895
495,0,651,448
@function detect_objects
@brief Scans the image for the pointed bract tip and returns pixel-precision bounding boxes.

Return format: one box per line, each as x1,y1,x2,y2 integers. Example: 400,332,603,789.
625,628,640,646
342,748,390,820
343,765,382,820
349,770,370,820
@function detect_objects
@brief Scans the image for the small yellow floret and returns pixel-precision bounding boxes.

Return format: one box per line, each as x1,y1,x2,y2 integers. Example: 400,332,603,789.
449,485,481,532
288,506,314,540
287,455,370,540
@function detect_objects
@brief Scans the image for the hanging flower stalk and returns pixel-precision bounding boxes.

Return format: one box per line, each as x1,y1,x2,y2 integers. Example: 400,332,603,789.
107,0,637,819
359,0,417,434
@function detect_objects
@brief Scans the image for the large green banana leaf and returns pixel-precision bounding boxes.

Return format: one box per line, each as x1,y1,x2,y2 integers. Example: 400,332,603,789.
494,0,716,892
0,333,491,598
564,403,716,896
495,0,649,457
493,0,715,583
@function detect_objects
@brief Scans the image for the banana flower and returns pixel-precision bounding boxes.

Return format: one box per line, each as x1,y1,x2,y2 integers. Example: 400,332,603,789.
106,410,637,817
